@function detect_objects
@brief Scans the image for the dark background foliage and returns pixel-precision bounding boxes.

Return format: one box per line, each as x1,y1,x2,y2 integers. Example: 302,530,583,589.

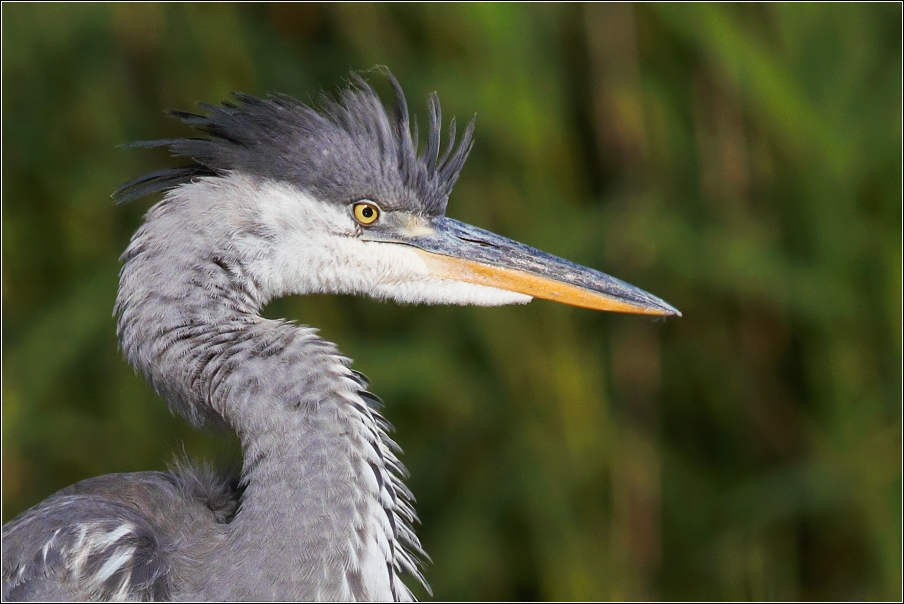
2,4,900,600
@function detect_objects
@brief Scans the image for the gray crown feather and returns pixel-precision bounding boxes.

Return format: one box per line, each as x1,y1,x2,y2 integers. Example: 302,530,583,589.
116,70,475,216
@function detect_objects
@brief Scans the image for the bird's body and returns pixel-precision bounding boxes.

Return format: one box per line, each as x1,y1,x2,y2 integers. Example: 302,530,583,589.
2,71,679,601
2,469,238,600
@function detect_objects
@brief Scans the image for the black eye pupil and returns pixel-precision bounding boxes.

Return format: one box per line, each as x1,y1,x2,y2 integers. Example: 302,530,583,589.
362,207,373,218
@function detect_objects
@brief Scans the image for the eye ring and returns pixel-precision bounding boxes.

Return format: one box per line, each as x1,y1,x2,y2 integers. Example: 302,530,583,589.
352,201,381,226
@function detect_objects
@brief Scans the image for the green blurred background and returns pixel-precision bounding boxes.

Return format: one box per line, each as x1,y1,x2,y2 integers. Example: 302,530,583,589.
2,3,901,600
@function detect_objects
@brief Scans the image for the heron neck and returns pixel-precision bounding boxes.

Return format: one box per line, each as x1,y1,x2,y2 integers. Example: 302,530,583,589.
204,376,399,600
115,195,418,599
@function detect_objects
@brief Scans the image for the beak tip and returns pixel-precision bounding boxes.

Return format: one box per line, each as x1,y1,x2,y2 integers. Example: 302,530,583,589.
641,295,681,318
662,304,682,318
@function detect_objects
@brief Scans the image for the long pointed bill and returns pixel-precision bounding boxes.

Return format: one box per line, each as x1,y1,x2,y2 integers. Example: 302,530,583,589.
363,216,680,316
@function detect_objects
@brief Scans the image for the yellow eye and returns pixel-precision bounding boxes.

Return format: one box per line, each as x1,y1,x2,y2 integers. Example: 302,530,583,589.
353,201,380,226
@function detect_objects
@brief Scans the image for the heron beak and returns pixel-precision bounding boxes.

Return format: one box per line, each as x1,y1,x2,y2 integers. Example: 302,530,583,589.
362,216,681,316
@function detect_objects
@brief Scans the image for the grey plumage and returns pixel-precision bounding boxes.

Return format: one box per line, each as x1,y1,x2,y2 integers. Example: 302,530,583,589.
3,468,239,600
116,71,475,216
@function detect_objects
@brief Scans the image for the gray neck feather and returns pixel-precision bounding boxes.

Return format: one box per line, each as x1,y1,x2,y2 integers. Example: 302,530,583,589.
115,180,426,600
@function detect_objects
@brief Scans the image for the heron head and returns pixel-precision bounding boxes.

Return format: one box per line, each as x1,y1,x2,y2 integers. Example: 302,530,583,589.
117,70,679,317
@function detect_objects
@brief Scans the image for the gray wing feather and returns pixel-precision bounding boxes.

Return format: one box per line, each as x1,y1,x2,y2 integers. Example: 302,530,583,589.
2,494,173,601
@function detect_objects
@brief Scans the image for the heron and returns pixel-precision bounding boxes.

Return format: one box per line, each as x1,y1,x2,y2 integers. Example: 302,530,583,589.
2,71,679,601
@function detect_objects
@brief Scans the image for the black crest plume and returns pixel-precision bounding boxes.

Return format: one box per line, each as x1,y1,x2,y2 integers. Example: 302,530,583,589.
116,69,476,216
